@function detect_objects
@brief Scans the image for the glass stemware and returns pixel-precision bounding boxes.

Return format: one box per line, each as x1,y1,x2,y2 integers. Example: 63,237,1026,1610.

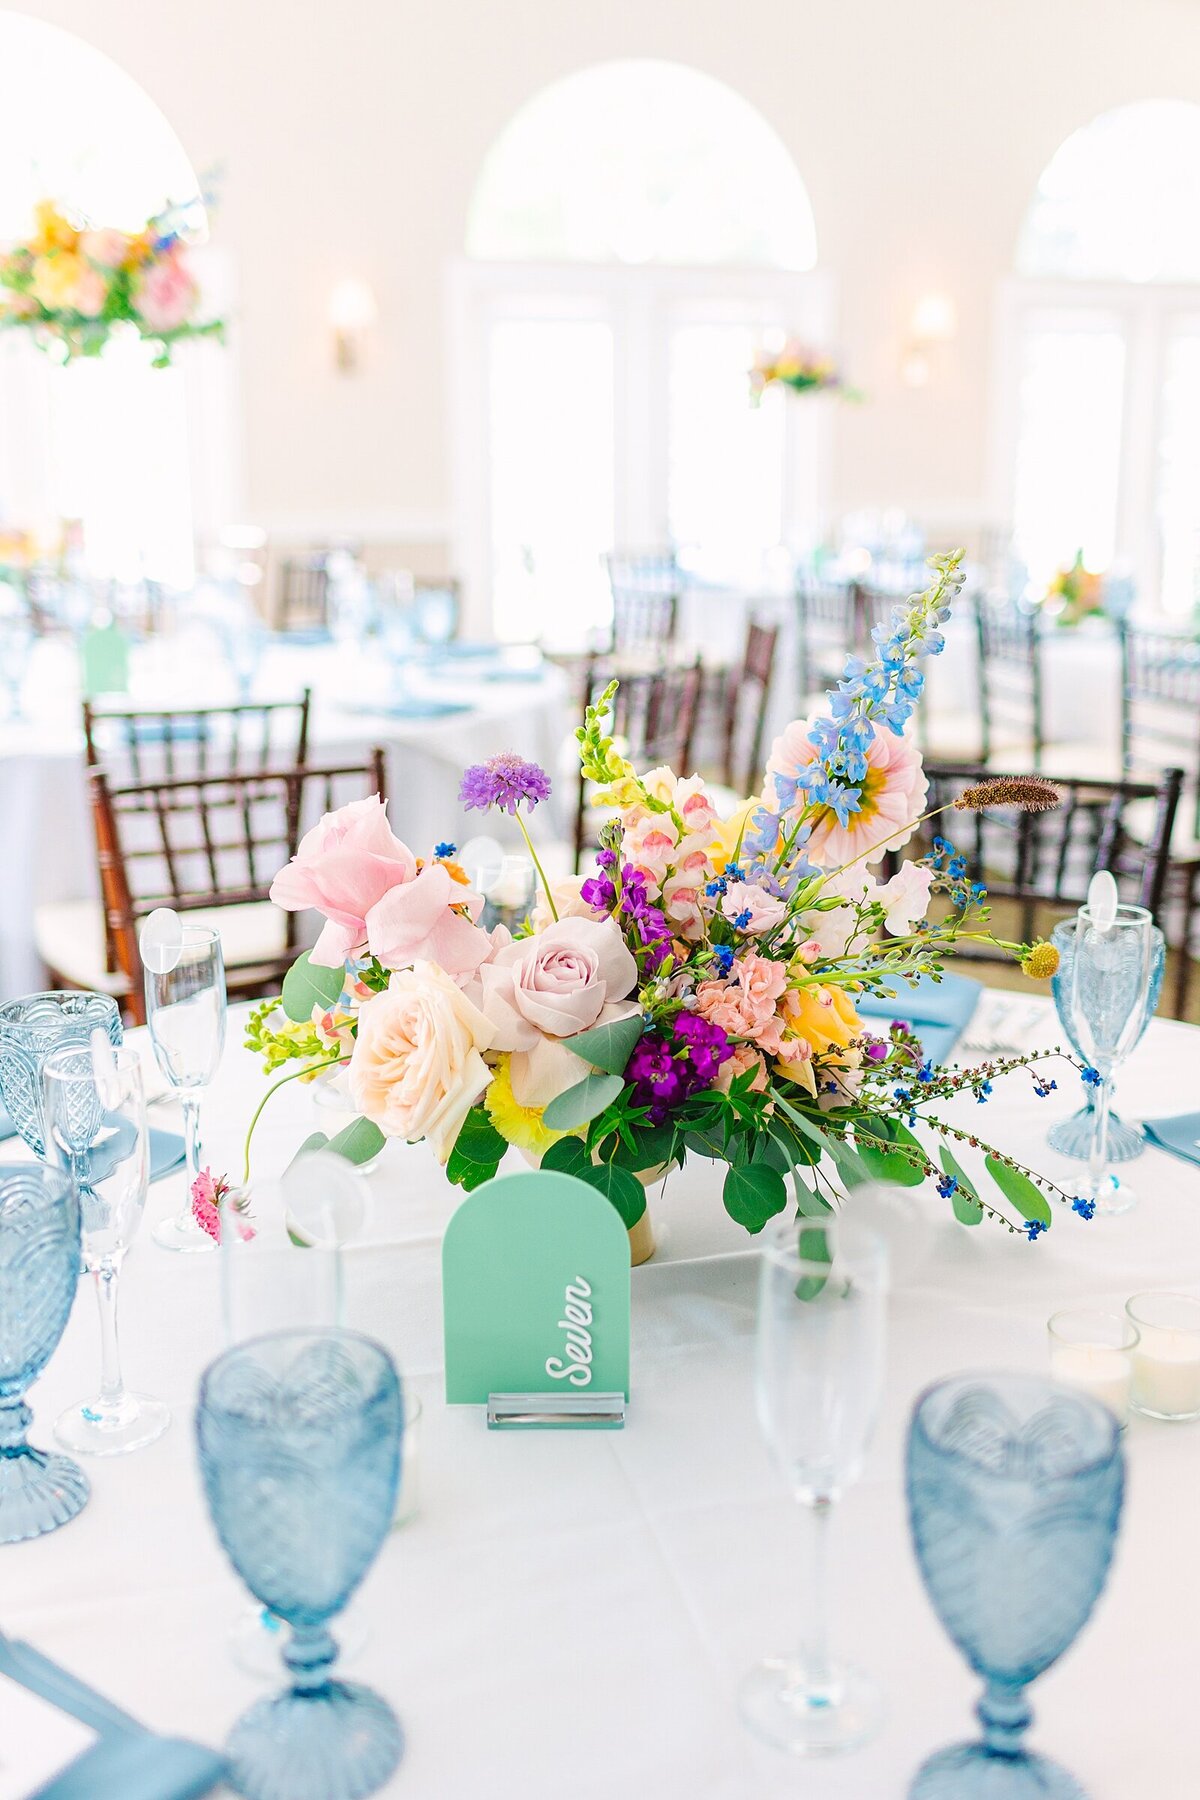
906,1373,1124,1799
42,1043,170,1456
144,924,227,1252
0,1164,90,1543
0,991,122,1157
1061,904,1158,1215
739,1216,889,1755
196,1329,404,1800
1048,914,1165,1165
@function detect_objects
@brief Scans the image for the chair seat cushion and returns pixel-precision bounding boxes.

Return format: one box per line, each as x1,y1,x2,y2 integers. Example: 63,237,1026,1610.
34,899,290,993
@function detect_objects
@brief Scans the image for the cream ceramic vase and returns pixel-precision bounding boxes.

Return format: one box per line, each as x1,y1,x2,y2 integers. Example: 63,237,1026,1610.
520,1147,667,1265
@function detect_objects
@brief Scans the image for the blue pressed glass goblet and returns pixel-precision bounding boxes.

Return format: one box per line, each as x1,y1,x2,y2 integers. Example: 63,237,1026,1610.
197,1329,404,1800
0,991,122,1158
0,1164,90,1543
906,1373,1124,1799
1048,917,1165,1170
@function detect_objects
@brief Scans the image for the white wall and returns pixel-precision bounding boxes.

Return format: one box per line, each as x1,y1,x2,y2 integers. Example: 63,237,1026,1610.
12,0,1200,552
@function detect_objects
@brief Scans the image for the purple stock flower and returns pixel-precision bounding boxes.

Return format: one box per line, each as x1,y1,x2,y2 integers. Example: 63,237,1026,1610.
620,865,674,969
580,873,616,913
459,753,552,815
626,1015,734,1124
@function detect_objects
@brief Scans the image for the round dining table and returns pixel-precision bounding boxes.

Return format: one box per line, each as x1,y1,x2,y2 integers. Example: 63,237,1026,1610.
5,986,1200,1799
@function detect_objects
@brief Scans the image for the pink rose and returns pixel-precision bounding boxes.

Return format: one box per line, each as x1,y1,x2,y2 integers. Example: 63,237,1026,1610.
365,862,490,982
73,268,108,318
474,916,637,1048
79,228,128,270
270,795,416,968
347,962,494,1161
137,251,198,332
720,880,788,937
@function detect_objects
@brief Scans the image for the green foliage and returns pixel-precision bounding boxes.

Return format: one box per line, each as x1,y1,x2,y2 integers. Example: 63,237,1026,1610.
722,1163,787,1233
984,1154,1052,1227
576,1158,647,1229
854,1116,929,1188
939,1146,984,1225
447,1107,508,1192
542,1072,627,1132
564,1012,644,1077
281,951,346,1023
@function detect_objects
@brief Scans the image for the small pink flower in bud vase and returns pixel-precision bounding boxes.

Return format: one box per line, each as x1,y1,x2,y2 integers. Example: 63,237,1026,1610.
190,1168,255,1244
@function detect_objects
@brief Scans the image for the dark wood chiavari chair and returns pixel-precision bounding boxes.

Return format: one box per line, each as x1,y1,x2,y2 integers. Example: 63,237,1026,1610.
573,656,703,871
68,750,387,1024
720,617,780,798
911,762,1182,968
1119,621,1200,1011
602,550,681,657
275,555,331,633
794,571,860,704
974,593,1045,768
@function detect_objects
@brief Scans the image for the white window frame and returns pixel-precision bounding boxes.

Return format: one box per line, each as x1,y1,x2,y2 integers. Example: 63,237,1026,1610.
448,258,834,636
991,275,1200,608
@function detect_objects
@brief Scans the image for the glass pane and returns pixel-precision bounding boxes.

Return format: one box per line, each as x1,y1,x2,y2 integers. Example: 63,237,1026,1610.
47,333,194,586
667,321,788,582
487,317,614,644
1011,322,1126,589
1157,331,1200,618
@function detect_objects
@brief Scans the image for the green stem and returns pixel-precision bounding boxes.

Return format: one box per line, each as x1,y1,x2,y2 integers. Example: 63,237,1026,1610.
242,1054,342,1183
515,810,558,923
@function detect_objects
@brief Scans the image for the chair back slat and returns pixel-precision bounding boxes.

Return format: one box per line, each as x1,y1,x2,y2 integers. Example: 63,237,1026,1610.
973,594,1045,766
89,750,387,1023
603,550,680,657
722,617,780,796
1120,623,1200,833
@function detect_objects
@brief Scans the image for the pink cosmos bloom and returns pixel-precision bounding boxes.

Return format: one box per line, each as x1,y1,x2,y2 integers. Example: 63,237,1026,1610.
137,250,198,332
269,795,417,967
766,716,928,867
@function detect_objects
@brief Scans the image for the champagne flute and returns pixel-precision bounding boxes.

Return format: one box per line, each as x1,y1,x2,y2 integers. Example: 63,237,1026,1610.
42,1043,170,1455
739,1216,888,1755
144,923,227,1252
1066,903,1156,1216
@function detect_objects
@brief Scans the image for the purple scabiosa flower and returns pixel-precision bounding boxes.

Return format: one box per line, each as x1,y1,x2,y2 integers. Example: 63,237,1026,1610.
459,753,552,815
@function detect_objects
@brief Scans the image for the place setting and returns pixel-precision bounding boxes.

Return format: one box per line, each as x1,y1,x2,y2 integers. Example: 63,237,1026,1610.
6,17,1200,1797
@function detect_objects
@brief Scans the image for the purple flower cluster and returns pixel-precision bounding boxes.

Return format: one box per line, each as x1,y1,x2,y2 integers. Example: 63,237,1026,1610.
581,846,618,914
459,753,552,815
619,867,674,971
626,1015,733,1124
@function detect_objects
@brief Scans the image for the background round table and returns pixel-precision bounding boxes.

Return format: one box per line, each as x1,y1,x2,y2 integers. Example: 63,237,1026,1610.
5,989,1199,1798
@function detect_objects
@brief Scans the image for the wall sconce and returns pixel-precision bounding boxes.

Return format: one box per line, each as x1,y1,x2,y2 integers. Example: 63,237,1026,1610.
901,292,956,388
329,278,378,373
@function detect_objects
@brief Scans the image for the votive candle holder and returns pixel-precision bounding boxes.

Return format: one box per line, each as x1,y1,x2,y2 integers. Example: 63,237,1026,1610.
1127,1293,1200,1422
1047,1308,1138,1427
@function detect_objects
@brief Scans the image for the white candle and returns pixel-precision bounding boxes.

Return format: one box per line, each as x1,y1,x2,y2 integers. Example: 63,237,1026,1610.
1132,1330,1200,1419
1050,1343,1133,1424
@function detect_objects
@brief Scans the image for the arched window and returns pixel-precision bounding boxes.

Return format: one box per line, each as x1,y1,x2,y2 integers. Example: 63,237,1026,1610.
0,12,223,585
1000,101,1200,612
453,60,829,641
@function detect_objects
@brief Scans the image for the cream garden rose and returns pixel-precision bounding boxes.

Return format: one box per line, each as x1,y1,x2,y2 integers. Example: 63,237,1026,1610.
348,961,494,1162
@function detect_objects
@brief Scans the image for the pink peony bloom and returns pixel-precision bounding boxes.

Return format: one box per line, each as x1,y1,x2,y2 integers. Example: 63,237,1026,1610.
877,862,934,936
348,962,493,1161
137,250,198,332
270,795,417,967
766,716,928,867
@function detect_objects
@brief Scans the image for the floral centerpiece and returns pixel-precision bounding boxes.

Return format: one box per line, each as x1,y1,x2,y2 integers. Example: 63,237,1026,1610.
0,199,223,366
240,549,1099,1256
750,340,859,404
1044,551,1104,628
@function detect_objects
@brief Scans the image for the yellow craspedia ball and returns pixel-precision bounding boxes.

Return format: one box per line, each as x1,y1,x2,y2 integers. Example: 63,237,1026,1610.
1021,940,1059,980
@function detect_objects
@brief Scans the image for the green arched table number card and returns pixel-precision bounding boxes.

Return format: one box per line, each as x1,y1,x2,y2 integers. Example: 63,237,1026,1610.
442,1170,631,1419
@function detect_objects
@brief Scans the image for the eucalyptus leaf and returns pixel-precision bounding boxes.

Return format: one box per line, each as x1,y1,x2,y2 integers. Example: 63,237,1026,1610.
722,1163,787,1233
984,1154,1052,1226
564,1013,644,1076
326,1117,386,1166
577,1159,647,1229
855,1121,928,1189
542,1071,626,1131
939,1145,983,1226
281,951,346,1024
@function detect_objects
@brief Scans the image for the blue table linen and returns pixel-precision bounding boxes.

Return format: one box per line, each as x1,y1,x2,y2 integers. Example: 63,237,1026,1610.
854,971,982,1066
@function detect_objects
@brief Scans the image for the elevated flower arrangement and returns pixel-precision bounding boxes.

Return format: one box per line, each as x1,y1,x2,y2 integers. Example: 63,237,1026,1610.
750,340,859,404
0,200,223,366
242,550,1096,1252
1045,551,1105,628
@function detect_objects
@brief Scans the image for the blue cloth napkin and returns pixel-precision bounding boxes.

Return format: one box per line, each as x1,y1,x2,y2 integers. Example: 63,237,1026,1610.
149,1129,186,1183
1140,1114,1200,1167
0,1099,15,1140
855,971,982,1066
0,1634,225,1798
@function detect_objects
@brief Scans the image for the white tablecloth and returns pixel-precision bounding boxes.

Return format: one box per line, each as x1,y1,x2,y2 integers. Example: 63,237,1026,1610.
924,615,1122,751
0,637,572,1001
5,990,1200,1798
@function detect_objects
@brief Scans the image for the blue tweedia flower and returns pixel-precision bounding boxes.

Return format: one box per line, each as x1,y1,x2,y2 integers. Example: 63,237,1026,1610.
732,909,753,930
434,841,457,859
975,1080,993,1104
1024,1219,1047,1241
1032,1074,1058,1099
705,877,727,897
947,855,967,879
970,881,987,901
1072,1195,1097,1220
936,1174,958,1199
916,1060,935,1084
1081,1067,1102,1088
710,943,734,976
724,863,745,884
893,1086,911,1105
